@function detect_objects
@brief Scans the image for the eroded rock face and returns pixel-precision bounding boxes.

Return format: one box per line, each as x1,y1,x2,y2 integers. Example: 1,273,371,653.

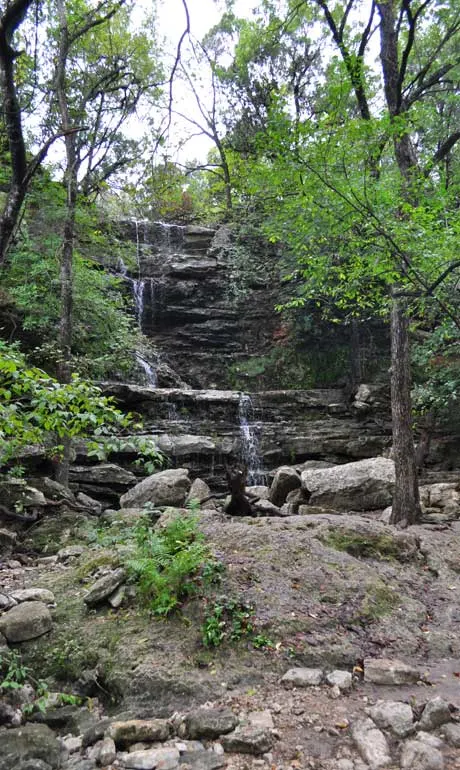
0,601,52,642
301,457,395,511
120,468,191,509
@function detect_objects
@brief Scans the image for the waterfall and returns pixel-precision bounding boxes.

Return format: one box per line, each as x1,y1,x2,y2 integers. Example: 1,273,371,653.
135,352,157,388
238,393,266,485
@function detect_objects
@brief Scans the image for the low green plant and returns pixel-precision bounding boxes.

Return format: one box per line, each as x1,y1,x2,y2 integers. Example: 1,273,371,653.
201,598,255,647
126,513,215,616
0,650,30,690
252,633,274,650
0,650,51,715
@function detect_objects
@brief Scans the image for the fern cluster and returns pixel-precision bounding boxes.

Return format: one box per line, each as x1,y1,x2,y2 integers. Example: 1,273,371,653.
126,513,214,616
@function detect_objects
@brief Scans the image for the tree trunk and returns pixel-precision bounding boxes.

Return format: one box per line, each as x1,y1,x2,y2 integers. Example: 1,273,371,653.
54,0,78,487
389,297,421,526
0,0,35,262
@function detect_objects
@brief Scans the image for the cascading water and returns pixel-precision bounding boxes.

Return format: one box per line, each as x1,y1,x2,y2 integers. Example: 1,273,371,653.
238,393,266,485
135,352,157,388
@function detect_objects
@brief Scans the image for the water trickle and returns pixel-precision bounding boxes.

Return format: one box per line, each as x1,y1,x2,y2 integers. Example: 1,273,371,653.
135,352,157,388
238,393,266,485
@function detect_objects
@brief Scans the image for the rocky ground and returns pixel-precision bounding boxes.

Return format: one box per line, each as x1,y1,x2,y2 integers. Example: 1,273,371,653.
1,485,460,769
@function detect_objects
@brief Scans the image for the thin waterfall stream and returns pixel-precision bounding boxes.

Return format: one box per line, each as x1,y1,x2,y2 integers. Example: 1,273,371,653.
238,393,267,485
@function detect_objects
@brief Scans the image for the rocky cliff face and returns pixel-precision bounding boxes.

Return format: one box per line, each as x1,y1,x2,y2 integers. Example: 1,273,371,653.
113,221,279,389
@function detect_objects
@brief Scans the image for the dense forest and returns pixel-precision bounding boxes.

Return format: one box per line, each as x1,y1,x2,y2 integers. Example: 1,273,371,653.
0,0,459,520
1,3,460,768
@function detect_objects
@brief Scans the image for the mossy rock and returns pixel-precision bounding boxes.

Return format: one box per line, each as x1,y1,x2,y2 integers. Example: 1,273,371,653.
320,526,419,562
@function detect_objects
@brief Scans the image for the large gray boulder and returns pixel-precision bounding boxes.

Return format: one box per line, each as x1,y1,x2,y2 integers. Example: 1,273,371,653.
0,601,52,642
269,466,301,507
120,468,191,509
0,722,62,770
301,457,395,511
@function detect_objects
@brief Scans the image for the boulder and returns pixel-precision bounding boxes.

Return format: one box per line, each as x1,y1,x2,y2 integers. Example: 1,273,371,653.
418,697,451,731
120,468,191,509
185,478,213,509
366,700,414,737
0,723,62,770
281,668,323,687
400,739,444,770
9,588,55,604
83,568,126,607
221,726,275,755
108,719,170,747
351,718,392,768
269,466,301,507
301,457,395,511
185,708,238,739
0,601,52,642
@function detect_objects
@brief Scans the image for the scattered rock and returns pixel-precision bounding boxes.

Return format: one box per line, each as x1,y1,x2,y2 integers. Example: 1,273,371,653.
120,468,191,509
120,747,180,769
418,696,451,731
366,700,414,738
0,601,52,642
185,708,238,739
108,719,170,747
179,749,226,769
441,723,460,747
108,584,126,608
0,592,17,610
400,738,444,770
325,670,353,692
221,726,275,755
281,668,323,687
9,588,55,604
83,568,126,607
351,717,392,768
97,736,117,766
363,657,420,685
185,478,213,509
69,464,136,486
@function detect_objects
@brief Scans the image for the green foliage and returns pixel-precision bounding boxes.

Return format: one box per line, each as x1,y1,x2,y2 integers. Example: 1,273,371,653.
2,177,142,379
0,650,51,715
125,514,217,616
412,319,460,425
0,340,138,467
0,649,30,690
201,598,255,647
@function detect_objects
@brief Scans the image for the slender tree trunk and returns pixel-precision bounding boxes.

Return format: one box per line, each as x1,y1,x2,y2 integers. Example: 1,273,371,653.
389,297,421,526
0,0,35,262
54,0,78,487
349,319,362,390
